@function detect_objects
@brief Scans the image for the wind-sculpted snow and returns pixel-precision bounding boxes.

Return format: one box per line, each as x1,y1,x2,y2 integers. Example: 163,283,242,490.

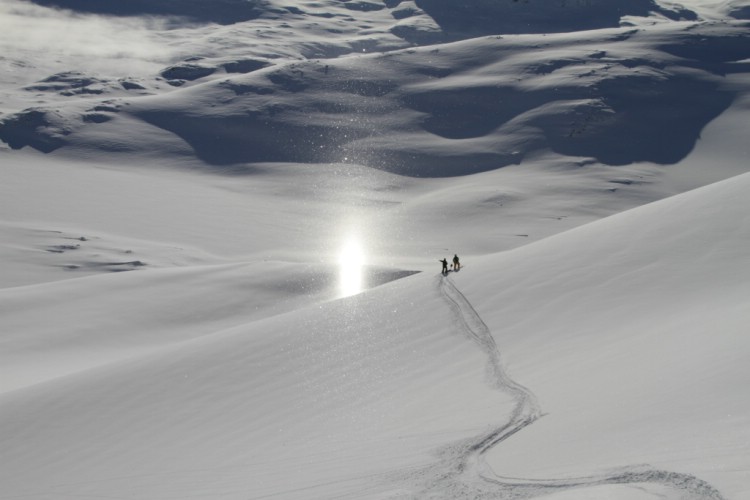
2,20,746,176
118,23,744,175
2,0,749,176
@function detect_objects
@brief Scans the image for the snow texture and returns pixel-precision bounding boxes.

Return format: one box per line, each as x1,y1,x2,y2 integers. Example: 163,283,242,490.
1,0,749,498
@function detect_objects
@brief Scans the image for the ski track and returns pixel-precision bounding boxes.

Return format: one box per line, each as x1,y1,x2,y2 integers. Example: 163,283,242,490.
405,273,729,500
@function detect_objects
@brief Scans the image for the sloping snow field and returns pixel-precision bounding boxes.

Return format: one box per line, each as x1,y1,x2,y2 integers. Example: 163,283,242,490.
1,0,749,498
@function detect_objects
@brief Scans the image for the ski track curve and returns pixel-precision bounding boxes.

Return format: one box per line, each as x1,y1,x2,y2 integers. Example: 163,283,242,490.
407,273,729,500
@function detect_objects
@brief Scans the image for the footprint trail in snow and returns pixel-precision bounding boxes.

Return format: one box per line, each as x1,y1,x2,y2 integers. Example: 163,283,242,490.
406,274,728,500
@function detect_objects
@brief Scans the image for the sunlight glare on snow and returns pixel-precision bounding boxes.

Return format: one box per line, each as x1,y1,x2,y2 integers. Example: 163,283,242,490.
338,236,365,298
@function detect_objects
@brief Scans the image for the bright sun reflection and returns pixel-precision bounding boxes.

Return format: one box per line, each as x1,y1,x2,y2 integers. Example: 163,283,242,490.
338,237,365,298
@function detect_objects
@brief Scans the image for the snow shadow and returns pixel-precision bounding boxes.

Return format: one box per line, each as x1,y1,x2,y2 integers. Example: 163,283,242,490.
414,0,697,38
128,54,737,175
26,0,267,25
542,72,736,165
1,18,747,177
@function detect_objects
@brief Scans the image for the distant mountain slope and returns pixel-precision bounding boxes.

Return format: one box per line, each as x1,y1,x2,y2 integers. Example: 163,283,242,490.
24,0,700,31
5,20,745,176
3,1,748,177
414,0,698,37
24,0,265,24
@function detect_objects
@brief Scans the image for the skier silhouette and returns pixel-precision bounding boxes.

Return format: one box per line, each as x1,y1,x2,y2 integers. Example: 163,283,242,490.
439,258,448,274
452,254,460,271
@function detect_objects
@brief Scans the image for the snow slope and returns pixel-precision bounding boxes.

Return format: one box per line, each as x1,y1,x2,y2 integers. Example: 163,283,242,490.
1,164,748,500
1,0,750,499
469,171,750,499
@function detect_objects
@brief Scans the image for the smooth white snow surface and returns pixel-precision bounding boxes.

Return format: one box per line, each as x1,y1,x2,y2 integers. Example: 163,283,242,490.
1,0,749,498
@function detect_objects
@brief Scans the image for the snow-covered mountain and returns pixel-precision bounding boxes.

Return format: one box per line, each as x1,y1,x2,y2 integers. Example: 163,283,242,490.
3,0,749,174
1,0,749,499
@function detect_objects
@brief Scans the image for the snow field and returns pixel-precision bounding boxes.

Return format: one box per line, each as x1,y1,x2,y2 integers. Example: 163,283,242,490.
1,0,750,498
